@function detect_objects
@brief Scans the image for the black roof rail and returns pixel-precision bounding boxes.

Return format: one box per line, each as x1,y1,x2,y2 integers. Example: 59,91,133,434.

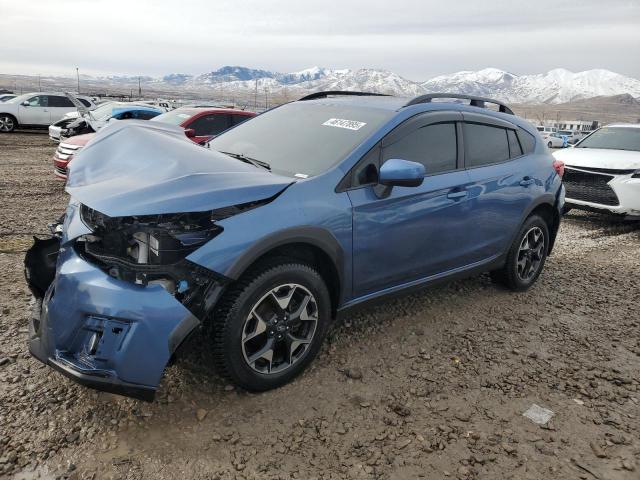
404,93,514,115
298,91,391,101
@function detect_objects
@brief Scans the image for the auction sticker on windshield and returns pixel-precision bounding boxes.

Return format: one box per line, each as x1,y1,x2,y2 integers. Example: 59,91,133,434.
322,118,367,130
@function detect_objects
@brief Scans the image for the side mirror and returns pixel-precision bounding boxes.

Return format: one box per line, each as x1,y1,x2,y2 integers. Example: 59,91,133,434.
22,101,30,107
184,128,196,138
379,159,425,188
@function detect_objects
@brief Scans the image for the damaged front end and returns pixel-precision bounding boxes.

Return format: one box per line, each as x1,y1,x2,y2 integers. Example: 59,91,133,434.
25,121,293,401
25,203,235,401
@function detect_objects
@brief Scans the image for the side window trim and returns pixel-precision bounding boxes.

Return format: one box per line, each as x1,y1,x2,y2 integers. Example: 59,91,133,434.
507,129,525,159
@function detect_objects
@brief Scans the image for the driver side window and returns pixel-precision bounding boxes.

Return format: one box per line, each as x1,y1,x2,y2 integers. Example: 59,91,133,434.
26,96,48,107
381,122,457,175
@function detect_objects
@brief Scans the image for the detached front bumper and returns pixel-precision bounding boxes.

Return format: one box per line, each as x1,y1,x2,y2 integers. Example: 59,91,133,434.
27,243,201,401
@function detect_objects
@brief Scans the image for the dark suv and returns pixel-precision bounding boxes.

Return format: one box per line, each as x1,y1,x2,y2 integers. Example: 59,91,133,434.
25,92,565,400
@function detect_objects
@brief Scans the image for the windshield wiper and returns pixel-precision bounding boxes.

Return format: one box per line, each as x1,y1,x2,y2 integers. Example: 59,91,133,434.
219,151,271,171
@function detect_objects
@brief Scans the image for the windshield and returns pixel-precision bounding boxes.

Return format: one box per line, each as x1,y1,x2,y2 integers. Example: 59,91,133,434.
151,109,195,126
208,102,393,177
576,127,640,151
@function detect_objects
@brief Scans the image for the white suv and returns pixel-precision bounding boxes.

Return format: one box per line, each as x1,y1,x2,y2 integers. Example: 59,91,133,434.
0,92,95,133
553,124,640,219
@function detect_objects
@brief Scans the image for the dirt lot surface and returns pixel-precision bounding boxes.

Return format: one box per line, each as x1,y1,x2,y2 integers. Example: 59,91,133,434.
1,132,639,480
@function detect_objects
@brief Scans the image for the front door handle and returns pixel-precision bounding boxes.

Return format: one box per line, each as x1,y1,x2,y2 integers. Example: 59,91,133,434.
520,177,535,187
447,190,468,200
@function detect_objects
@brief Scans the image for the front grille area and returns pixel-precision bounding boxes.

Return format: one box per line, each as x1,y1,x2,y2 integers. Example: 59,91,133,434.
563,168,619,206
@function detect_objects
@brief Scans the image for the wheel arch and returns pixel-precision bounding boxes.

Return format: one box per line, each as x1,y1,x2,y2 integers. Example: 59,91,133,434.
528,201,561,255
224,227,344,317
0,112,18,128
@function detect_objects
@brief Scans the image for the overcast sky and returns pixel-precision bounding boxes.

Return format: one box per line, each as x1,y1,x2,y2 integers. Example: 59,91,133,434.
1,0,639,80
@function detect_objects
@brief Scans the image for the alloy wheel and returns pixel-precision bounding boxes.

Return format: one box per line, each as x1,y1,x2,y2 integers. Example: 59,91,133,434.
516,226,545,281
0,116,15,132
241,283,318,374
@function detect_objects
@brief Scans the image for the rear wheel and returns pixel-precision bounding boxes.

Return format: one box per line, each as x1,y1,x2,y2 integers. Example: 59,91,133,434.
0,114,16,133
491,215,549,291
212,262,331,391
547,141,553,148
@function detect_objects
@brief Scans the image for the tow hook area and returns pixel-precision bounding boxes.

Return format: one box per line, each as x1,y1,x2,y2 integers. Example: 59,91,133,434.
24,236,60,299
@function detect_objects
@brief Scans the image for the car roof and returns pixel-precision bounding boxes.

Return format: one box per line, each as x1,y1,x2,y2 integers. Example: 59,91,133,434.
297,94,516,117
173,106,253,115
604,123,640,129
299,95,409,111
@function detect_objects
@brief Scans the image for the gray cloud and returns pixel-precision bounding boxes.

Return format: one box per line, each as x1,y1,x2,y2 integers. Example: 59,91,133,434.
0,0,638,80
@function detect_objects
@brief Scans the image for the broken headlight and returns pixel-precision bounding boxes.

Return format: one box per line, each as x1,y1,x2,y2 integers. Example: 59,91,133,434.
77,204,224,292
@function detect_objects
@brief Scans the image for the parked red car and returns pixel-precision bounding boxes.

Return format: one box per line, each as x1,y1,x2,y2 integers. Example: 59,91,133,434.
53,107,256,179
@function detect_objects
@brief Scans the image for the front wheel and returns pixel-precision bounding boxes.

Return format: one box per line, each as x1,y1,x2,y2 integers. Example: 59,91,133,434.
0,114,16,133
491,215,549,291
547,141,553,148
212,262,331,391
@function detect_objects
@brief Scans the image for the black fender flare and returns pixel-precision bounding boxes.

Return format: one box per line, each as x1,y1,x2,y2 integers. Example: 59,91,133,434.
225,225,345,293
507,193,560,257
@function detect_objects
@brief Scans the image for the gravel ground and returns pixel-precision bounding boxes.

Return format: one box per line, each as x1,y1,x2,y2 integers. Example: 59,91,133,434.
0,132,638,480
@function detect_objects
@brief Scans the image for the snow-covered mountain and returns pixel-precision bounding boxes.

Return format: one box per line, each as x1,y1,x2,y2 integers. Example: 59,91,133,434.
422,68,640,104
66,66,640,104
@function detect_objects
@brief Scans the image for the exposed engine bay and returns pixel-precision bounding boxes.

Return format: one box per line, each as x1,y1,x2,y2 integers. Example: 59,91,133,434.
75,204,230,319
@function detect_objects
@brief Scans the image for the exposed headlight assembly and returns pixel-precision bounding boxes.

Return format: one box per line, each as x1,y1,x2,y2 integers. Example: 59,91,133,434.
76,205,233,318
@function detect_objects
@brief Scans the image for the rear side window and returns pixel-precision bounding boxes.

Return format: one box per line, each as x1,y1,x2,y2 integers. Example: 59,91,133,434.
507,129,523,158
464,123,509,167
79,98,91,107
382,122,457,175
517,129,536,154
231,114,251,126
135,110,159,120
189,114,231,136
48,96,74,108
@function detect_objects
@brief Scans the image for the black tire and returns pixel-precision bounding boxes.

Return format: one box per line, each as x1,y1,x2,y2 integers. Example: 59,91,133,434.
212,262,331,391
490,214,549,291
547,141,553,148
0,114,17,133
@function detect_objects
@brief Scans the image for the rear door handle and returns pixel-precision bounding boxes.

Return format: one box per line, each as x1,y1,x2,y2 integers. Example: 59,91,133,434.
447,190,468,200
520,177,535,186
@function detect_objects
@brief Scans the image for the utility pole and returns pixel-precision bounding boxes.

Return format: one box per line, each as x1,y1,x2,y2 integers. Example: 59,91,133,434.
138,76,141,98
76,67,80,93
264,87,268,110
38,74,41,91
254,79,258,110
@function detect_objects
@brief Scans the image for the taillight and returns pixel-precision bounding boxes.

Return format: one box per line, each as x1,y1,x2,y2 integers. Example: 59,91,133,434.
553,160,565,177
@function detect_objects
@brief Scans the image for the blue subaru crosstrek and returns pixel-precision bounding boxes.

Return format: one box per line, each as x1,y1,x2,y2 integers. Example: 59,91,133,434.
25,92,565,400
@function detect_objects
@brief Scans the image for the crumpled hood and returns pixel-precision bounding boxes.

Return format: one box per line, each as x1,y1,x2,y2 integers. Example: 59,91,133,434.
66,120,293,217
553,147,640,170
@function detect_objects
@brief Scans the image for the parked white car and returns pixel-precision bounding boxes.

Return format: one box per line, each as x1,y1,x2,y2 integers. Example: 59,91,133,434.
544,132,566,148
557,129,582,145
0,94,16,102
553,123,640,219
0,92,95,132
